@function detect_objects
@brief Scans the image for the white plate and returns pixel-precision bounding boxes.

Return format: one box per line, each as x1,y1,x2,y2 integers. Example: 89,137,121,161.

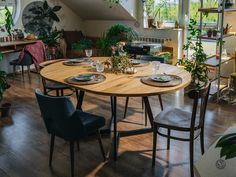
151,74,172,82
67,58,84,63
74,74,94,81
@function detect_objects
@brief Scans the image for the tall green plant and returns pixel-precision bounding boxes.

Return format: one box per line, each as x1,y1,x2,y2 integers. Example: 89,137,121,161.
178,18,208,87
97,24,137,56
5,6,14,36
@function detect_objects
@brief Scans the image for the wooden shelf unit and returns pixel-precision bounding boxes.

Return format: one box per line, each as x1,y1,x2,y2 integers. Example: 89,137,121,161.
198,33,234,40
198,7,236,13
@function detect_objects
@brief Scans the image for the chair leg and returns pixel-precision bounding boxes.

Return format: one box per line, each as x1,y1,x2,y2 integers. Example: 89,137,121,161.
167,129,171,150
27,65,31,79
76,141,80,152
56,89,60,96
189,137,194,177
158,95,164,111
70,141,74,177
61,89,64,96
49,134,55,167
13,65,16,76
21,65,24,78
97,130,106,161
144,108,148,126
152,124,157,167
123,97,129,118
200,129,205,155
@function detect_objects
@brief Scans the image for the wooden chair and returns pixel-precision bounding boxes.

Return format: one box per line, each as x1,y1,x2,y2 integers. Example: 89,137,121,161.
152,83,211,177
123,55,165,125
35,89,106,177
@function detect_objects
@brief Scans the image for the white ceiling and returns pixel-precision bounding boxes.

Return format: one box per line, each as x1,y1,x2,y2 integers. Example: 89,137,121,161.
61,0,135,21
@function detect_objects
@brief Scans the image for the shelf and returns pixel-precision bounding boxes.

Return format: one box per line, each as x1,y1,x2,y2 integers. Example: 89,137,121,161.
209,77,228,95
198,7,236,13
198,33,234,40
205,55,234,67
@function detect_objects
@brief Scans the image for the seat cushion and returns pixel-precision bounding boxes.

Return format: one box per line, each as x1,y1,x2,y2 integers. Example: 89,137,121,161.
154,108,194,129
44,80,71,90
78,110,105,134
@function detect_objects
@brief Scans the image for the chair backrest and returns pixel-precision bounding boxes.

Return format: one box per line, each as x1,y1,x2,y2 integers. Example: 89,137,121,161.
19,52,34,65
140,55,166,63
35,89,79,138
187,83,211,130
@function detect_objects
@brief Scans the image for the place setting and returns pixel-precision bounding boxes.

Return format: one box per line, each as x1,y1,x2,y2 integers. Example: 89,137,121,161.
64,73,106,85
63,58,88,66
141,61,182,87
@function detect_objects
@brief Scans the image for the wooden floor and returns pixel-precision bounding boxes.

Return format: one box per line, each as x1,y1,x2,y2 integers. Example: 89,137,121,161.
0,73,235,177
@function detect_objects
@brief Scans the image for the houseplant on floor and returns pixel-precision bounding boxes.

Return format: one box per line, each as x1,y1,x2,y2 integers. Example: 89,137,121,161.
97,24,137,56
0,52,11,125
178,18,208,88
71,38,93,57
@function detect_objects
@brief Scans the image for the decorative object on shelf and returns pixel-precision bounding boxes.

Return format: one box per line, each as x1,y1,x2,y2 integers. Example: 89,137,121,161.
207,29,213,37
4,6,14,36
22,0,62,36
103,0,122,8
105,42,133,73
224,0,234,8
178,18,208,88
97,24,137,56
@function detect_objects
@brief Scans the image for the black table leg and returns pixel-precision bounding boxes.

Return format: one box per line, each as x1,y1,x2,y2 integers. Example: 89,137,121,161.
76,90,85,110
110,96,117,161
143,96,154,128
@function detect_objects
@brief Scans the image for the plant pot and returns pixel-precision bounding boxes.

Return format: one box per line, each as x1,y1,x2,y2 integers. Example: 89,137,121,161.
1,103,11,118
148,18,156,28
207,30,213,37
212,30,218,37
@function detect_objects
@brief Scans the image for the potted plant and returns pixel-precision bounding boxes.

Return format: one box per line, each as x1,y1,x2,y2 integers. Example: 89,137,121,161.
206,29,213,37
178,18,208,88
39,30,62,59
71,38,93,57
97,24,137,56
4,6,14,37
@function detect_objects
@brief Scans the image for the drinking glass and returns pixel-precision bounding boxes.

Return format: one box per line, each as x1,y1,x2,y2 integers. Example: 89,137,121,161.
96,62,104,73
151,61,160,75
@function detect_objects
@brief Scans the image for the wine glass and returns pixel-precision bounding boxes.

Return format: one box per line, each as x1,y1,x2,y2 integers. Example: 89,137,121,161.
96,62,104,73
85,49,93,63
151,61,160,76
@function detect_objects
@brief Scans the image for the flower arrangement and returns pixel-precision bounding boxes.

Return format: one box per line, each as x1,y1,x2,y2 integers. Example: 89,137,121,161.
105,42,132,73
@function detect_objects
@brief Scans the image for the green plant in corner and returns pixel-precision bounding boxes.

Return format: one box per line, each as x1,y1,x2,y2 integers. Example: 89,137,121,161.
177,18,208,88
4,6,14,36
0,52,10,101
72,38,93,52
215,133,236,160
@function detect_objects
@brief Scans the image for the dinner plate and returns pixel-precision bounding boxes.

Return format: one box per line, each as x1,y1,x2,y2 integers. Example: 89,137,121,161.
74,74,95,81
130,59,149,67
150,74,172,82
66,58,84,63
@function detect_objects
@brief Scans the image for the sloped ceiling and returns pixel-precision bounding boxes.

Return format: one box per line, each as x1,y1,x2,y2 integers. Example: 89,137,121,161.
62,0,136,21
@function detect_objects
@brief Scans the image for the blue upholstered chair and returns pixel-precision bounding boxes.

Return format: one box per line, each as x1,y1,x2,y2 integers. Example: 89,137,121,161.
35,89,106,177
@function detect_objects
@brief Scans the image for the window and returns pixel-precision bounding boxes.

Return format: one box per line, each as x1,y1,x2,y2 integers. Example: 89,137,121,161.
190,0,218,25
143,0,179,28
0,0,20,26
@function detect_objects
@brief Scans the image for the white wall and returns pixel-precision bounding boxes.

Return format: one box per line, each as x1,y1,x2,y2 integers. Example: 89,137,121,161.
120,0,138,19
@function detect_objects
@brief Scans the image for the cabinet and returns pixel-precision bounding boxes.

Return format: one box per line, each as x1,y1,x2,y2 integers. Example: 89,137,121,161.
198,0,236,100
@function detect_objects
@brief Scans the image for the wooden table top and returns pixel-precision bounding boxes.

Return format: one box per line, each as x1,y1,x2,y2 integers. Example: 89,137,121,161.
0,40,37,47
40,57,191,97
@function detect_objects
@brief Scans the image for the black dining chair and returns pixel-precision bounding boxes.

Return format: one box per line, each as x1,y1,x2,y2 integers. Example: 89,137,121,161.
123,55,166,125
10,51,34,79
151,83,211,177
35,89,106,177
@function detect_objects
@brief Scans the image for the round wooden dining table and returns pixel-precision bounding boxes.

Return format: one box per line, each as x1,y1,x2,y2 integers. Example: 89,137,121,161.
40,57,191,160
